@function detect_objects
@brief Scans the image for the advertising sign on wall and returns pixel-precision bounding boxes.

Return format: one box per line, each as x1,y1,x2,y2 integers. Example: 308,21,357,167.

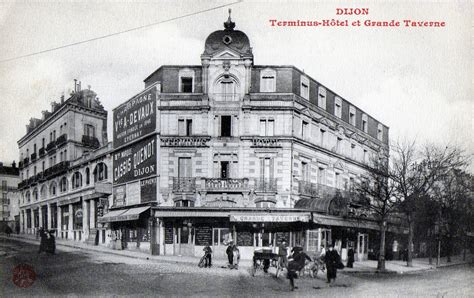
113,185,126,207
140,177,157,203
113,86,158,148
113,135,157,185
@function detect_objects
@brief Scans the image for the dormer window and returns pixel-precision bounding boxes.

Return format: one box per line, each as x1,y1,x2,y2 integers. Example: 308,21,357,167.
377,124,383,141
179,69,195,93
300,76,309,100
318,87,326,110
260,69,276,92
362,114,368,133
335,97,342,118
349,106,356,126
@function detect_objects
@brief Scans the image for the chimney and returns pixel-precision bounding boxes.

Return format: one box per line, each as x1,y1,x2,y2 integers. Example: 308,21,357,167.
74,79,78,93
78,81,82,92
12,161,16,168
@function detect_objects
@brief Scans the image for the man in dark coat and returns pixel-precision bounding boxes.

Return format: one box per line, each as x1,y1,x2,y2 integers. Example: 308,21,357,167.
38,227,46,254
226,242,234,268
287,246,312,291
347,247,355,268
324,244,341,284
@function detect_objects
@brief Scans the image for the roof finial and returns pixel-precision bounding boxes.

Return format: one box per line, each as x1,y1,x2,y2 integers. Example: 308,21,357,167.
224,8,235,31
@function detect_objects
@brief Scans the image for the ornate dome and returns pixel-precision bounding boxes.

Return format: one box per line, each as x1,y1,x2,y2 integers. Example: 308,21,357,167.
203,10,252,57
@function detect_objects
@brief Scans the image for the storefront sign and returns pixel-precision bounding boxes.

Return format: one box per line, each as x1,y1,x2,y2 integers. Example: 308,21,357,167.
230,214,310,222
113,185,126,207
113,86,157,147
113,135,157,185
195,226,212,246
126,182,140,205
140,177,157,203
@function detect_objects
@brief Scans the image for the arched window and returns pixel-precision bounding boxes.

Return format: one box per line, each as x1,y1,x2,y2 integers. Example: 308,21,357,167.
94,163,108,182
72,172,82,189
33,188,38,201
214,75,239,101
40,185,47,200
85,168,90,185
50,181,57,196
25,191,31,203
59,177,68,192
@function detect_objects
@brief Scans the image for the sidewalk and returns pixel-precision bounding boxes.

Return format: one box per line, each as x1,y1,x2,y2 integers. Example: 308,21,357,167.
2,233,472,274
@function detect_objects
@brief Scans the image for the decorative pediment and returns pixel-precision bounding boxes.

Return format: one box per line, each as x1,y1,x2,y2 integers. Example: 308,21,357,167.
213,49,240,59
333,160,346,171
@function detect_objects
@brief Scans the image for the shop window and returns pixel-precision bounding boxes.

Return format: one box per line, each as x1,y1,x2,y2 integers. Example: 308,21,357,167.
300,76,309,99
220,116,232,137
318,87,327,110
73,203,83,230
307,230,318,252
213,228,231,246
335,97,342,118
260,69,276,92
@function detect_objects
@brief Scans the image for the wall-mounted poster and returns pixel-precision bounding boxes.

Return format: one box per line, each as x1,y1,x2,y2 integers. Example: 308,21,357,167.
113,85,158,148
141,177,157,203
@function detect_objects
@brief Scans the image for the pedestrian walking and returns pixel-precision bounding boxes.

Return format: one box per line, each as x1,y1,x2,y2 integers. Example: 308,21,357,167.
38,227,46,254
324,244,341,284
287,246,311,291
278,241,288,269
226,241,234,268
203,243,212,268
46,230,56,254
5,225,12,237
347,246,354,268
232,244,240,269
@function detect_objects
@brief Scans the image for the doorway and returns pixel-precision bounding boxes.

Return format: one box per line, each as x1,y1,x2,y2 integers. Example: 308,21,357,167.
357,233,368,261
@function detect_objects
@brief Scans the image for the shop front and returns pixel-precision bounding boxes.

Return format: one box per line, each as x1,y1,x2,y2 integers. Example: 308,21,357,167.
154,207,312,260
98,205,153,252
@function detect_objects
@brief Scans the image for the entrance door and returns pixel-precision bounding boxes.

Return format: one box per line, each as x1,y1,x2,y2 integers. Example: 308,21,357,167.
357,233,368,261
178,226,194,256
212,228,231,259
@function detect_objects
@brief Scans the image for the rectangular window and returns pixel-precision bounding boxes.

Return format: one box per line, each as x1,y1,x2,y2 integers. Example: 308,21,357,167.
320,129,326,146
301,162,309,182
318,87,327,110
318,167,325,185
260,119,275,136
178,119,185,136
261,76,276,92
84,125,95,137
259,120,266,136
33,166,37,176
336,137,342,154
186,119,192,136
301,121,308,138
362,114,368,133
220,161,230,178
351,143,356,159
349,106,356,126
33,144,37,154
181,77,193,93
363,149,368,163
335,172,341,189
42,138,45,148
335,97,342,118
178,157,192,178
42,161,45,171
377,124,383,141
221,116,232,137
300,76,310,99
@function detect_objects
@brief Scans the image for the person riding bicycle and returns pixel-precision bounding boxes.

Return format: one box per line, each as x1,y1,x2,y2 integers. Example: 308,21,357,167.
203,243,212,268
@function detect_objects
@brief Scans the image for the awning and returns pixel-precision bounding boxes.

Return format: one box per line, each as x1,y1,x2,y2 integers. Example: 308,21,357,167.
154,210,230,218
312,214,406,233
58,196,82,206
295,197,333,213
230,213,311,223
97,206,150,223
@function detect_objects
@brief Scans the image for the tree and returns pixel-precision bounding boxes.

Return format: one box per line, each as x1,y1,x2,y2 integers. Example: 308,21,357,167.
391,141,467,267
354,152,398,271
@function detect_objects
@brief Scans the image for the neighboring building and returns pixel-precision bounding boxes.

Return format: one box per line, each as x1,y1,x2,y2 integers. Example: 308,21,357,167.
102,14,397,260
0,162,20,232
17,84,112,245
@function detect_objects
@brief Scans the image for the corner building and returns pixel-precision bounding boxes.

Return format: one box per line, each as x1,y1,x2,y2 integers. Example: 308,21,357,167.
17,87,113,245
106,15,395,261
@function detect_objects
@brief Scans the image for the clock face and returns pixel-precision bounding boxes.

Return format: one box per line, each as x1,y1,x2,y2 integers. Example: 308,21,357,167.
222,35,232,45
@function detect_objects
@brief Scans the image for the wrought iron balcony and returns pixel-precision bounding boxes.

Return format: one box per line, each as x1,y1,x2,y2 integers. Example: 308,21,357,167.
37,171,45,182
172,177,196,193
254,178,278,192
31,152,37,161
39,147,45,157
161,136,211,147
46,141,56,152
44,161,70,179
18,180,27,189
82,135,100,149
204,178,250,191
56,134,68,147
250,137,282,148
23,157,29,166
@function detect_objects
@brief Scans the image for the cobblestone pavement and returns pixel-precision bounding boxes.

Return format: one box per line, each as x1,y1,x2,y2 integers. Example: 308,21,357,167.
1,238,472,297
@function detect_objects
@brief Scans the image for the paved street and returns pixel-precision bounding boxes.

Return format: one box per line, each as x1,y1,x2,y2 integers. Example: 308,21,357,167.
1,238,472,297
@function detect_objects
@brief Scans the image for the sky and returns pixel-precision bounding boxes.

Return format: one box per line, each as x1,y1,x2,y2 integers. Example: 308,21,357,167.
0,0,472,168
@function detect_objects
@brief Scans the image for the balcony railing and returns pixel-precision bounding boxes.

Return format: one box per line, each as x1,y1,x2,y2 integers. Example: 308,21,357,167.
56,134,68,147
37,171,45,182
46,141,56,152
212,93,239,102
18,180,27,189
161,136,211,147
204,178,250,191
254,178,278,192
250,137,282,148
39,147,45,157
31,152,37,161
172,177,196,193
23,157,29,166
44,161,70,179
82,135,100,149
0,211,10,218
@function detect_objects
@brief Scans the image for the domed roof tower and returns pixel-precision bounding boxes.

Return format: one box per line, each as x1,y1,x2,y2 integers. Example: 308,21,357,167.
201,9,253,96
